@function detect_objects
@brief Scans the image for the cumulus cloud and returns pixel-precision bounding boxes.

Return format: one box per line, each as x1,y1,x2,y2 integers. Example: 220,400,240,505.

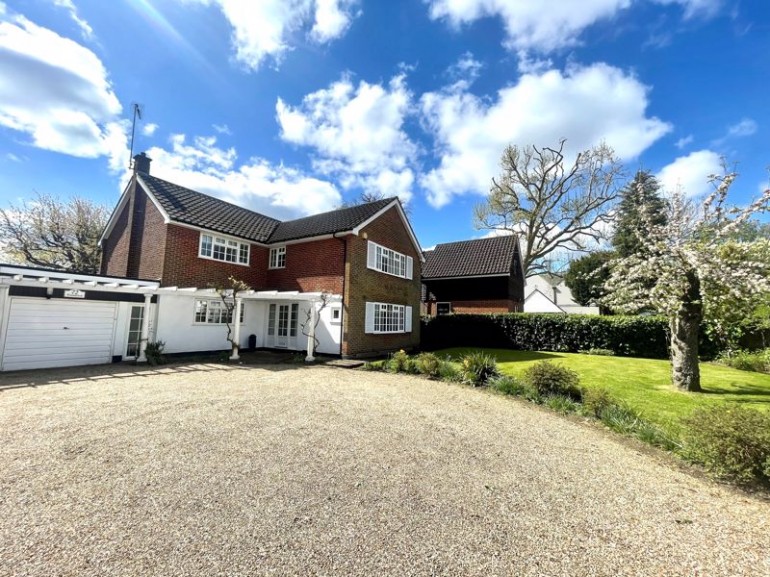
142,122,159,137
52,0,93,40
0,11,127,170
656,149,722,196
146,134,341,219
419,62,671,207
276,74,417,202
183,0,359,70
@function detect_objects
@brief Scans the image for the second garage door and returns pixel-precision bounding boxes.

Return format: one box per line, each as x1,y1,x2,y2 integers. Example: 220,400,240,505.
2,297,117,371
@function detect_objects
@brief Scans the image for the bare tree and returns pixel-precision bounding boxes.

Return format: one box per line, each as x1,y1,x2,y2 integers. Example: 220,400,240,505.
0,193,109,273
300,292,331,359
474,140,624,277
214,276,251,359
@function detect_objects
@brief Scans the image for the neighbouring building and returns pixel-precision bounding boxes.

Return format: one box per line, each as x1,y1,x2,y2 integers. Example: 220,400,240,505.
523,274,600,314
422,236,525,315
98,153,424,359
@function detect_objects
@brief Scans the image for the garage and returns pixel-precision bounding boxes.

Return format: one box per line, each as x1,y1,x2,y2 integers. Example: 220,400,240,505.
1,297,118,371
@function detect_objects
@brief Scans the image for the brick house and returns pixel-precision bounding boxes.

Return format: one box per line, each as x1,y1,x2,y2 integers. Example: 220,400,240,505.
100,153,423,358
422,236,524,315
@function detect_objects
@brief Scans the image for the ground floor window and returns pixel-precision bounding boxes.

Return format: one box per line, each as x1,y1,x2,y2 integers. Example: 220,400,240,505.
194,299,244,324
365,302,413,334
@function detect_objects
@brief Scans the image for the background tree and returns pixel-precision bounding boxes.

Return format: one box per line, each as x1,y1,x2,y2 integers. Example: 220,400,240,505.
564,250,615,307
475,139,624,277
0,193,109,273
603,171,770,392
612,170,668,257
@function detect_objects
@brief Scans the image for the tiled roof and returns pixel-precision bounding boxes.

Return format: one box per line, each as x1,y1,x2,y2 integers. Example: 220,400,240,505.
139,174,280,242
138,173,397,245
269,198,395,243
422,235,518,278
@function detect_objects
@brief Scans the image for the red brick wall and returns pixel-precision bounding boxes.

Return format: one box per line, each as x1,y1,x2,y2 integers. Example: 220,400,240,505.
162,224,268,288
265,238,344,294
100,193,132,277
449,299,520,314
126,186,167,281
343,206,422,357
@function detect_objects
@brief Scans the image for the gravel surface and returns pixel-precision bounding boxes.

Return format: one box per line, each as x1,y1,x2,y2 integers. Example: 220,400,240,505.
1,363,769,576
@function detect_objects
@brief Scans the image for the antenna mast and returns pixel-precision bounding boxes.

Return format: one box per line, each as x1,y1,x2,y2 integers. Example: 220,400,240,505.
128,103,143,169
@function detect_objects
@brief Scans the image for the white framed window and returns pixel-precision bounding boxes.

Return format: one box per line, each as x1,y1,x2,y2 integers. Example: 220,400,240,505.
366,241,413,279
199,233,250,265
330,307,341,325
269,246,286,269
364,302,413,334
194,299,244,325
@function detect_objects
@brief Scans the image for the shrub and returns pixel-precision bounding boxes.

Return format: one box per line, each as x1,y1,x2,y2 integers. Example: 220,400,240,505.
459,352,499,387
524,361,581,399
544,394,582,414
388,350,417,373
438,359,462,382
490,374,531,397
683,405,770,484
579,348,615,356
715,349,770,374
581,387,616,418
362,360,385,371
415,352,442,378
144,340,166,366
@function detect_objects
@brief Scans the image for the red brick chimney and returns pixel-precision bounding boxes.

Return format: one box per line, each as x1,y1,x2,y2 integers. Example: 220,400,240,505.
133,152,152,174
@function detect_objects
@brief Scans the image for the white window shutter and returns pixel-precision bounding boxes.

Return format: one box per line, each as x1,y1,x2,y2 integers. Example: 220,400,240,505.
405,306,413,333
365,302,375,334
406,256,413,280
367,241,376,270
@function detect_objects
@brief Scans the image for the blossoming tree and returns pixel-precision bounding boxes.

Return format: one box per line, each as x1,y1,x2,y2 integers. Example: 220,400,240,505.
603,171,770,391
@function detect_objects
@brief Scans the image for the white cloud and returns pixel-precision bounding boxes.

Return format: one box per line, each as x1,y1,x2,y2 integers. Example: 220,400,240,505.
419,62,672,207
52,0,93,41
146,134,341,219
276,74,418,202
447,52,483,84
212,123,232,135
656,149,722,196
142,122,159,137
426,0,632,53
0,11,127,170
652,0,722,20
727,117,757,138
183,0,358,70
675,134,693,149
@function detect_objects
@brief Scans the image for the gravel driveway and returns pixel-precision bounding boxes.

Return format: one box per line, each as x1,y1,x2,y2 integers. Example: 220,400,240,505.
1,363,768,576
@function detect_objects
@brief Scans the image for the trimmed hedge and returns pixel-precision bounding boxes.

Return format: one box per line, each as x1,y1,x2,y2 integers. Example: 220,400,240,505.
421,313,720,359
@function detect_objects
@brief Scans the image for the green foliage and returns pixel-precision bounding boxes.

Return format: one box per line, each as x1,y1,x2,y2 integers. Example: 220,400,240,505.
612,170,667,258
144,340,166,366
438,359,462,382
715,349,770,374
422,313,703,359
415,352,442,378
581,387,617,417
362,360,385,371
564,251,615,307
524,361,581,399
598,401,676,450
544,394,582,414
579,348,616,356
684,405,770,483
459,352,499,387
490,374,534,397
388,350,412,373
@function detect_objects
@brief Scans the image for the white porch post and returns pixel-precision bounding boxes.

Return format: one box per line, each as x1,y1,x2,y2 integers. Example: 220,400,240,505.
230,297,243,360
137,293,152,363
305,301,317,362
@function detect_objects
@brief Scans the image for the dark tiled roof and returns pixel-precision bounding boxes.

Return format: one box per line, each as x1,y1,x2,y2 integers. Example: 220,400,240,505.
268,198,395,243
138,173,280,242
422,235,518,278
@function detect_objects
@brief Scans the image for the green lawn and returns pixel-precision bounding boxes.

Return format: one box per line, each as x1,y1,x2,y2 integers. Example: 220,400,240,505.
437,348,770,432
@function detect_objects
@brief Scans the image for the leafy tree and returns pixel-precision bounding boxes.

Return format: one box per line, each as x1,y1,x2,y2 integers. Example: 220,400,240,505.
0,193,109,274
474,139,624,277
603,171,770,392
612,170,668,257
564,251,615,307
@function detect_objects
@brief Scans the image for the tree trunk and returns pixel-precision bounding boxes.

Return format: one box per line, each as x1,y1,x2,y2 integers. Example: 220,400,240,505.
669,273,702,392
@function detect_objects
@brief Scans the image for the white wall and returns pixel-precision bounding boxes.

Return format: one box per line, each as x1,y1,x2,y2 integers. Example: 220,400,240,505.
524,289,565,313
524,274,600,315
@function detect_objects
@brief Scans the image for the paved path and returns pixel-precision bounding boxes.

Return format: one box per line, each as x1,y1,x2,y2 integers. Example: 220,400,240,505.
0,364,768,576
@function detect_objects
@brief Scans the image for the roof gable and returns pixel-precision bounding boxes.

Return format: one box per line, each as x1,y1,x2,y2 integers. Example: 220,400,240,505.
423,235,519,279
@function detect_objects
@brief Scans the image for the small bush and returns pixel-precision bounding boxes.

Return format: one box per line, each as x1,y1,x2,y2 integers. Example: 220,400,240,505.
582,387,616,418
362,360,385,371
144,340,166,366
415,352,442,378
524,361,581,400
388,350,419,373
459,352,499,387
715,349,770,374
490,374,531,397
683,405,770,484
438,359,462,382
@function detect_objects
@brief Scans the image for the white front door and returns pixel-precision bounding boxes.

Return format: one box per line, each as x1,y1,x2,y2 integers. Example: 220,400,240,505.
125,305,144,359
266,303,300,349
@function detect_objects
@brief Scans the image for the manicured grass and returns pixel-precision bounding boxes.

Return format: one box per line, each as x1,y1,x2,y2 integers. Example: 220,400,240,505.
437,348,770,433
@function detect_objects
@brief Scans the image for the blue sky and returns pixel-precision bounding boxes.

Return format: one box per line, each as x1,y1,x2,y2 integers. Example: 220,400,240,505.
0,0,768,250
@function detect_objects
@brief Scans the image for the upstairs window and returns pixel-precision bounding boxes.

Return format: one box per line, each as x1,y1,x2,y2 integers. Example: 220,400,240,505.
366,241,413,279
199,233,249,265
269,246,286,269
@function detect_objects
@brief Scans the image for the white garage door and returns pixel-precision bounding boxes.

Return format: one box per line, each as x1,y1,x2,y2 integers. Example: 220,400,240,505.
2,297,117,371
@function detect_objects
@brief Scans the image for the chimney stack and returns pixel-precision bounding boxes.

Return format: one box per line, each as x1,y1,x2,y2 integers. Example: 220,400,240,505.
133,152,152,174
